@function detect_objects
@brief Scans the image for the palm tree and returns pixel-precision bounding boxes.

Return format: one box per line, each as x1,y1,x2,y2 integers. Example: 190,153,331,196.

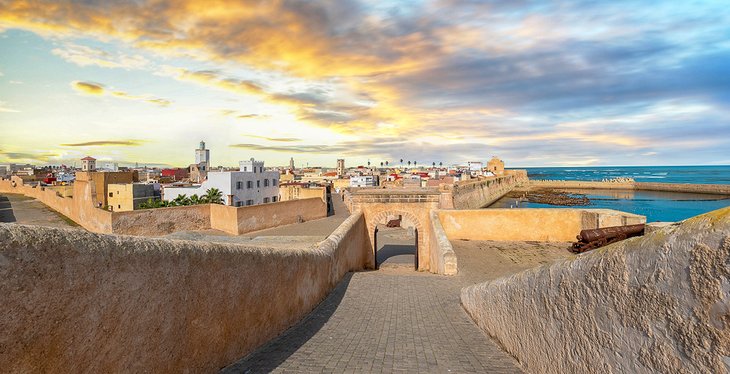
400,159,403,167
439,161,443,167
407,161,411,167
189,194,201,205
173,194,189,206
380,161,384,167
414,161,417,168
385,161,389,167
432,162,436,168
204,188,223,204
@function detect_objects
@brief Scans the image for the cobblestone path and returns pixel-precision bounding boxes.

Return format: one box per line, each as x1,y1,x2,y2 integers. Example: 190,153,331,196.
222,270,521,373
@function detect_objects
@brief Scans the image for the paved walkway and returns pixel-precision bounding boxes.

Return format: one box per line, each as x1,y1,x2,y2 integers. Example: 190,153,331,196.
222,238,575,373
223,270,521,374
0,193,78,228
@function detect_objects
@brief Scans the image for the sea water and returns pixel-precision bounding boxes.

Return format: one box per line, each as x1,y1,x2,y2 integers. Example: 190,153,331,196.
489,166,730,222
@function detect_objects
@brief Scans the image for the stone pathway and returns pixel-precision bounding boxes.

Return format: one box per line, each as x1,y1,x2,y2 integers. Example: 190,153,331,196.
0,193,78,228
222,270,521,374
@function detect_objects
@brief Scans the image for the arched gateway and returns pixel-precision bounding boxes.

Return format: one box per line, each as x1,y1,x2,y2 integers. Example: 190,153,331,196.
346,189,444,272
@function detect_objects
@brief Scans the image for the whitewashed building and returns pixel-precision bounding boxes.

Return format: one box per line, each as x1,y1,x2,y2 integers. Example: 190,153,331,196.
350,175,378,187
163,158,279,206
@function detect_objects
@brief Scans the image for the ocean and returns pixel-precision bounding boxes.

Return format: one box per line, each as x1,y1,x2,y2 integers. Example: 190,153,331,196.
521,165,730,184
489,165,730,222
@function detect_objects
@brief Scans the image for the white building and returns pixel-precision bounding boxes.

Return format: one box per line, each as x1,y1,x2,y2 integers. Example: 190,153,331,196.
350,175,378,187
164,158,279,206
81,156,96,171
195,141,210,165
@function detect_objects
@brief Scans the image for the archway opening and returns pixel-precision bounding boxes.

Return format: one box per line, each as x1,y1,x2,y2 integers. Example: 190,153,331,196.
373,214,419,270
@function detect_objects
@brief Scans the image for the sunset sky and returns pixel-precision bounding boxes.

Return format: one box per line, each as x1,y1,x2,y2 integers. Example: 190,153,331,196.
1,1,729,168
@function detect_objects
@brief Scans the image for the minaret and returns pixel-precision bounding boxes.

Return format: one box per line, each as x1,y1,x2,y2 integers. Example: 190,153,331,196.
195,140,210,166
289,157,295,171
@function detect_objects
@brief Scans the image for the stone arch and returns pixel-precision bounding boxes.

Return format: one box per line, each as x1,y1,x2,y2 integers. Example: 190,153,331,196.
367,210,426,271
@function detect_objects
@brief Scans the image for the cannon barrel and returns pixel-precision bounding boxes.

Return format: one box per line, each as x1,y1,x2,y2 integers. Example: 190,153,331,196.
577,224,645,242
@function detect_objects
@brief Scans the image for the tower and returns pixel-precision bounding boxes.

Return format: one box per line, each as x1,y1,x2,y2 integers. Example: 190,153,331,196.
289,157,295,171
81,156,96,172
336,159,345,177
195,141,210,166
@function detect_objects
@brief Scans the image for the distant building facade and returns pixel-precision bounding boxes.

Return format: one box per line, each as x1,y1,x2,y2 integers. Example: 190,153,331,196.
190,141,210,183
164,158,279,206
487,156,505,175
337,159,345,177
81,156,96,172
350,175,378,187
107,183,160,212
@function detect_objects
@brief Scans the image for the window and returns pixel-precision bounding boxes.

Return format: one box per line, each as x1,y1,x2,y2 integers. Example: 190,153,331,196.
272,196,277,202
118,205,121,209
246,199,254,206
235,201,243,207
109,192,113,197
260,167,263,173
243,166,247,171
264,179,269,187
257,180,260,188
263,197,270,203
273,179,277,186
247,181,253,188
236,181,243,190
253,167,256,173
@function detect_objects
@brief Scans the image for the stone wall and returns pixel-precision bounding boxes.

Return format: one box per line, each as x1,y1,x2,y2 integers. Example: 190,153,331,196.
0,213,370,373
438,208,645,242
530,179,730,195
449,172,528,209
428,210,457,275
461,207,730,373
1,177,327,237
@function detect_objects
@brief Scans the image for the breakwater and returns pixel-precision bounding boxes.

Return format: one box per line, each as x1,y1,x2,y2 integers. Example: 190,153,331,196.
529,180,730,195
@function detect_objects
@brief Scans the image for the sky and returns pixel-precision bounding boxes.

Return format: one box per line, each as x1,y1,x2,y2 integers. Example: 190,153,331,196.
0,0,729,168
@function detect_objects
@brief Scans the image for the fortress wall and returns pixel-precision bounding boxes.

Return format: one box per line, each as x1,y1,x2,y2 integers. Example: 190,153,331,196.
450,172,528,210
112,204,212,236
528,179,635,190
0,212,370,373
437,209,645,242
428,210,458,275
461,207,730,373
233,197,327,235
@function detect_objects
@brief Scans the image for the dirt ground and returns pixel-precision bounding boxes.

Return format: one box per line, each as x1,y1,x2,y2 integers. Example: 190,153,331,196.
451,240,576,286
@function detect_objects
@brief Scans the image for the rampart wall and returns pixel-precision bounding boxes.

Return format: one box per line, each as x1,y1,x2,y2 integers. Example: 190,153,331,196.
461,206,730,373
437,208,645,242
0,177,327,236
449,171,528,210
0,212,370,373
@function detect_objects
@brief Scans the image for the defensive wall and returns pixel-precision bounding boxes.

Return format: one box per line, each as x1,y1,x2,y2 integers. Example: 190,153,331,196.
461,206,730,373
447,170,528,209
0,177,327,236
0,212,371,373
437,208,646,242
529,179,730,195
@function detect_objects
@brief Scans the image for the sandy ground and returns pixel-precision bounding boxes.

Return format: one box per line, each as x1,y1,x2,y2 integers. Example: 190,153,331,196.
0,193,79,229
451,239,576,286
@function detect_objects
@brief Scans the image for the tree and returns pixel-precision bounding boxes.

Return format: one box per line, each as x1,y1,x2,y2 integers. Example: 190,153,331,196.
385,161,389,167
439,161,443,167
173,194,190,206
204,188,223,204
407,161,411,167
380,161,384,167
400,158,403,167
432,162,436,168
414,161,417,167
189,194,201,205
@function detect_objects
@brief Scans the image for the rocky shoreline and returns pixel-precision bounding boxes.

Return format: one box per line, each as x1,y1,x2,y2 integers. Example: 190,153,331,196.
506,189,590,206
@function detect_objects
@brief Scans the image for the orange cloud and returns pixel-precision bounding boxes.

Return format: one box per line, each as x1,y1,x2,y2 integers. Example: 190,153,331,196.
71,81,105,95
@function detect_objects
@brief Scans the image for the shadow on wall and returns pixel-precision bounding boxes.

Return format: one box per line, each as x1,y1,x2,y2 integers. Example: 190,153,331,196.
221,273,354,373
0,196,17,223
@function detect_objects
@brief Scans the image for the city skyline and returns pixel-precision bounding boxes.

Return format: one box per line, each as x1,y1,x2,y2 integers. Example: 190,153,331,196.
1,1,730,167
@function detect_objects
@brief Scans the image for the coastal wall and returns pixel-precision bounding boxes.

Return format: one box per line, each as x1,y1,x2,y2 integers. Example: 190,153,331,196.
449,171,528,210
0,177,327,237
437,209,645,242
529,179,730,195
0,212,370,373
461,206,730,373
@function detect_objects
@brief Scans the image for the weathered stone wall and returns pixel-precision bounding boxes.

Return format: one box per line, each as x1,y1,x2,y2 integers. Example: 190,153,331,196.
461,207,730,373
528,179,635,190
0,213,370,373
232,197,327,235
450,172,528,209
428,210,457,275
438,208,645,242
112,204,212,236
636,182,730,195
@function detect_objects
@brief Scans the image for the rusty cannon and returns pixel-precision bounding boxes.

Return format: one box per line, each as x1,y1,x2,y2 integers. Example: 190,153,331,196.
572,224,645,253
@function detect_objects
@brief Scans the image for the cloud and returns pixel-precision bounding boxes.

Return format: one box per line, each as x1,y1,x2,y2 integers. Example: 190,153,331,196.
60,140,145,147
52,42,149,69
71,81,105,95
0,151,58,162
0,100,20,113
71,81,171,106
242,135,302,142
